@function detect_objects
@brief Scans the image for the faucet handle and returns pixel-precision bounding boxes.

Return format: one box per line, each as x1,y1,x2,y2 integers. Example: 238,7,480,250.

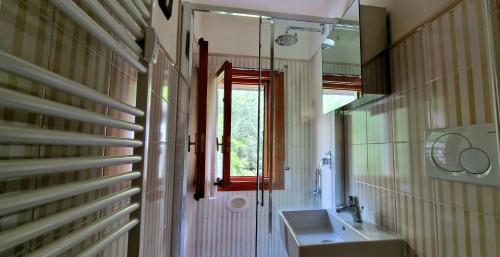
347,195,360,206
347,195,354,205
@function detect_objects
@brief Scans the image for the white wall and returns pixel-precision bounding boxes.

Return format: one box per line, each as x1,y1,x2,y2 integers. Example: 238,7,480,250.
361,0,453,42
194,12,328,60
310,50,337,209
151,0,180,63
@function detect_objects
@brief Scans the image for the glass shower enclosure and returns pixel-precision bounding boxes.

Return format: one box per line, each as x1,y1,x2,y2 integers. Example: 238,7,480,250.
180,2,360,257
256,17,325,256
255,7,360,254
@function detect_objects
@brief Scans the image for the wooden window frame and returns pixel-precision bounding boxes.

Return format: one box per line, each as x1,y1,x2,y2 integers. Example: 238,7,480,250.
217,66,285,191
322,74,362,92
193,38,208,200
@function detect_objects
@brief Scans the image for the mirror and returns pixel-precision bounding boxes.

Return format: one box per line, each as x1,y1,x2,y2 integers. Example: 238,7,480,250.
321,0,361,114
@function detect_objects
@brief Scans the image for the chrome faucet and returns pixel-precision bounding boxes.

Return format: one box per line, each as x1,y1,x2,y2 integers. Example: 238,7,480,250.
313,151,332,207
336,195,363,223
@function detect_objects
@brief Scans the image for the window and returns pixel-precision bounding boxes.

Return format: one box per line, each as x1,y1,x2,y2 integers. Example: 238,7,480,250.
323,90,358,114
322,74,361,114
216,62,285,191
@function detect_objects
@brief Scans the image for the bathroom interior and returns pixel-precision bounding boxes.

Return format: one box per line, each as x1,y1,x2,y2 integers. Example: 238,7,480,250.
0,0,499,257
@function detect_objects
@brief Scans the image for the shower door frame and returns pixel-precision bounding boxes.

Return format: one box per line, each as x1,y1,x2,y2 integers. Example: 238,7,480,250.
181,3,339,257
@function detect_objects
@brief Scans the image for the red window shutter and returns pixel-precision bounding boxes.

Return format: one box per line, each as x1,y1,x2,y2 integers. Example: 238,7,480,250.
194,38,208,200
216,61,232,187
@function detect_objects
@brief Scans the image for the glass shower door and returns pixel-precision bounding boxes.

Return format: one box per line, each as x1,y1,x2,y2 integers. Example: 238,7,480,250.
254,16,271,257
256,17,338,257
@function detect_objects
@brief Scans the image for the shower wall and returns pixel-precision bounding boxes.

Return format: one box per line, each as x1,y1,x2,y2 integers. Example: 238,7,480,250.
189,53,323,257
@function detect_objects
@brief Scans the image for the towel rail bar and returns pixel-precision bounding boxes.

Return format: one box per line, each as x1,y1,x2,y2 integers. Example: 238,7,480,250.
0,171,141,216
101,0,144,39
0,51,144,117
120,0,148,27
75,219,139,257
24,204,140,257
0,125,143,147
0,188,140,251
49,0,147,73
0,155,142,179
0,87,143,132
133,0,151,19
80,0,143,53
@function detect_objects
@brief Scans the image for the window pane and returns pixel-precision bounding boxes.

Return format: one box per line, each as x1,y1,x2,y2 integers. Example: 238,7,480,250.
322,89,357,114
217,88,224,178
230,88,260,176
217,85,264,179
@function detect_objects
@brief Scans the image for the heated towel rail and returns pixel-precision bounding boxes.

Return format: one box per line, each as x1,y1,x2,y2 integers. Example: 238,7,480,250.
0,0,154,256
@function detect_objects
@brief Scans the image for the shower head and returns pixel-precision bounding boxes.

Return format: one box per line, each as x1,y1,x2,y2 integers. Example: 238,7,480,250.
276,24,329,47
275,32,298,46
322,38,335,49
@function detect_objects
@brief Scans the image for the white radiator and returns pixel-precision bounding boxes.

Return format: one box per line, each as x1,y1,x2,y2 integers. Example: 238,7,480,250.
0,0,154,256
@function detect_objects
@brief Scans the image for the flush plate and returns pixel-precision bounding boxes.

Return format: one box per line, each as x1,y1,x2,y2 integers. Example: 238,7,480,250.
425,123,500,188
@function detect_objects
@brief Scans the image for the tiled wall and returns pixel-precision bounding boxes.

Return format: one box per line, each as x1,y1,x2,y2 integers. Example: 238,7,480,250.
0,1,180,256
170,61,191,257
345,0,500,256
141,48,180,257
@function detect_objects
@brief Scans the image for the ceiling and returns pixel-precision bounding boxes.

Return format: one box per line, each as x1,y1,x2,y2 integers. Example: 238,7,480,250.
187,0,353,20
194,12,328,60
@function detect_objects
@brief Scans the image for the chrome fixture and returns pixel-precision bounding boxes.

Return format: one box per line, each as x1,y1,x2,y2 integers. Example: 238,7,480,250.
275,32,298,46
336,195,363,223
335,23,360,31
313,151,332,207
321,38,335,49
286,25,325,34
275,24,330,46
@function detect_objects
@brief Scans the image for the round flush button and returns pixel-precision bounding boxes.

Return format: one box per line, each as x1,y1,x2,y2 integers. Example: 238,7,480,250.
459,148,490,174
431,133,471,172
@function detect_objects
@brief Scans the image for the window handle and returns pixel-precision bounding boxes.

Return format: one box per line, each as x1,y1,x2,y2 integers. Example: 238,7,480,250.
216,137,223,152
188,134,196,152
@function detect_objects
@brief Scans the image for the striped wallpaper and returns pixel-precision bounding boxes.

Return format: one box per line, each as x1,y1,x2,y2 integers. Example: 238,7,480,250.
0,1,179,257
346,0,500,257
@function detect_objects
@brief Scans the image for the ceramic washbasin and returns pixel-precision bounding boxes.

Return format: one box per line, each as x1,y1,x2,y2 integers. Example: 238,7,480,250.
279,209,404,257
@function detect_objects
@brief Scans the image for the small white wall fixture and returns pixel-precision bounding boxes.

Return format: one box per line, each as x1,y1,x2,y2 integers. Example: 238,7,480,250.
227,195,249,212
425,123,500,188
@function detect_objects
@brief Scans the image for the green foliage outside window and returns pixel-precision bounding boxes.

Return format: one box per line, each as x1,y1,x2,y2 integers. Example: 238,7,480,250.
218,88,263,177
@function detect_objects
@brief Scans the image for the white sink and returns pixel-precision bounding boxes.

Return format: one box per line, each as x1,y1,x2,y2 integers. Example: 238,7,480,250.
279,209,404,257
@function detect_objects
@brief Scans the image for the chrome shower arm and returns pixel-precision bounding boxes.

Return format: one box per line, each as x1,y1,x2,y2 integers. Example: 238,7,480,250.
285,26,323,34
